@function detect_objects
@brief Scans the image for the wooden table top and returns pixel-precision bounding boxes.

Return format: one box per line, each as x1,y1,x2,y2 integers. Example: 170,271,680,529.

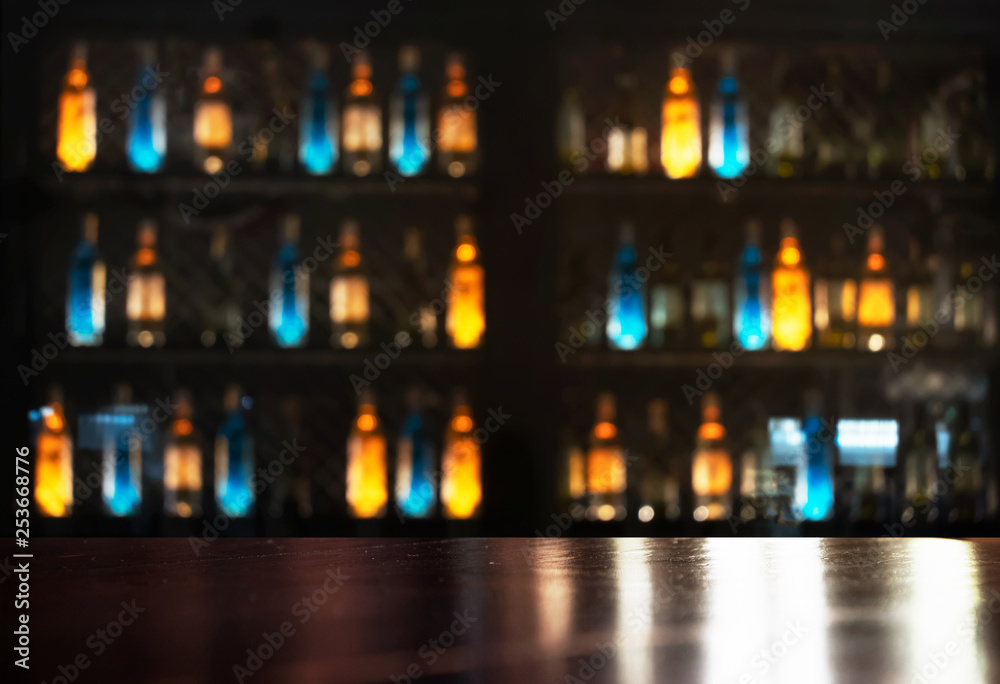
21,538,1000,683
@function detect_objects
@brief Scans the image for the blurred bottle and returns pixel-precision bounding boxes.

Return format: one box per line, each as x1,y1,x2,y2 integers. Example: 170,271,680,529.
299,44,338,175
269,215,309,348
389,46,431,176
330,219,369,349
34,387,74,517
346,389,388,519
202,228,242,349
917,93,951,180
708,48,749,179
396,387,437,518
900,401,939,524
215,385,254,517
857,225,895,352
560,427,587,514
66,213,106,347
637,399,669,524
867,60,905,179
766,53,804,178
930,214,959,348
441,391,482,519
127,42,167,173
660,66,702,178
649,239,684,348
954,258,988,347
691,237,730,349
259,49,296,173
771,218,811,351
102,384,142,517
842,419,897,523
399,227,437,348
586,393,627,521
813,59,850,178
739,414,774,522
606,73,648,175
57,42,96,172
126,219,166,348
437,53,478,177
268,397,311,519
692,393,732,521
734,219,770,350
606,221,647,350
951,69,994,182
343,51,382,177
801,390,834,521
556,87,586,169
947,402,983,523
900,236,934,352
814,233,857,349
163,390,203,518
446,215,485,349
193,47,233,174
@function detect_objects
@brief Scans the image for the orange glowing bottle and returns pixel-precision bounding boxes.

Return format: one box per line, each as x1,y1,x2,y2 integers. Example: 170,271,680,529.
586,393,627,521
771,218,812,351
346,390,388,519
57,42,96,172
330,219,370,349
342,51,382,177
692,392,732,521
441,391,482,519
446,215,485,349
437,53,478,177
660,67,702,178
857,225,896,352
34,388,74,517
163,390,203,518
193,48,233,173
126,219,166,348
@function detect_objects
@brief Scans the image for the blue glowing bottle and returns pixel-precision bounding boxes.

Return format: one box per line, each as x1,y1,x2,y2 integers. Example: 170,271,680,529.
269,215,309,348
127,43,166,173
102,384,143,517
606,221,648,350
708,49,749,179
395,387,437,518
802,390,834,521
299,45,338,175
734,219,770,350
215,385,254,517
66,213,106,347
389,45,430,176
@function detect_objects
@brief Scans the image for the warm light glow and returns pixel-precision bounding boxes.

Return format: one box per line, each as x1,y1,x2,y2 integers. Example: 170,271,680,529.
638,505,654,522
772,244,811,351
698,422,725,441
692,449,732,498
193,101,233,150
127,273,166,322
568,447,586,499
36,405,73,517
661,68,701,179
587,447,626,494
330,276,369,325
343,250,360,268
451,415,474,432
173,419,193,436
67,68,87,88
456,244,477,262
858,280,895,327
594,421,616,440
350,79,373,97
868,253,885,271
57,61,97,172
346,421,387,518
342,105,382,153
778,239,801,266
204,76,221,94
44,412,64,432
136,248,155,266
441,424,481,519
447,246,485,349
164,444,202,491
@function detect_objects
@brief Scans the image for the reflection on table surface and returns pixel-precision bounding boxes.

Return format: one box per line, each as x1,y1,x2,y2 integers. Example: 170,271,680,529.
30,537,1000,683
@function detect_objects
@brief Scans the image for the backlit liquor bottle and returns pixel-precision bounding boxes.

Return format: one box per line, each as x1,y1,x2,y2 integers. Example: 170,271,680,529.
900,402,939,524
259,50,296,173
645,399,682,522
66,212,106,347
556,87,586,169
396,387,437,518
947,402,983,522
437,53,478,177
268,397,312,518
441,391,482,519
952,69,994,182
801,390,834,521
330,219,370,349
586,393,626,522
102,384,143,517
215,385,254,517
606,221,647,350
346,389,388,519
127,42,167,173
34,387,73,517
269,214,309,348
126,219,166,348
691,243,730,349
954,257,990,347
660,66,701,179
343,51,382,177
841,419,898,523
560,428,587,512
813,60,850,178
692,393,732,521
399,227,437,348
193,48,233,174
163,390,203,518
202,228,241,349
298,44,338,175
606,73,648,175
637,402,667,524
389,46,431,176
649,244,684,348
867,60,905,179
857,225,895,352
771,218,811,351
900,237,934,352
766,53,804,178
734,219,770,350
708,48,749,179
446,215,485,349
57,42,96,173
739,419,774,522
814,234,857,349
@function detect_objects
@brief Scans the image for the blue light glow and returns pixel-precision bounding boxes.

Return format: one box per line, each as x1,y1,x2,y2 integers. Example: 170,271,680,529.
734,242,769,350
216,408,253,517
66,238,104,347
606,230,647,350
270,242,308,348
397,411,436,518
390,73,430,176
127,72,166,173
709,76,749,179
299,70,337,175
802,414,834,521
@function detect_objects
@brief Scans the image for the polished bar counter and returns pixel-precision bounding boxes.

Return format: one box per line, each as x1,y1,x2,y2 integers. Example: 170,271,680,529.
25,538,1000,683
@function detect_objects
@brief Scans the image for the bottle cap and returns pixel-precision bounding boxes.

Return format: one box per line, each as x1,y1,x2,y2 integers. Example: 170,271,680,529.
399,45,421,72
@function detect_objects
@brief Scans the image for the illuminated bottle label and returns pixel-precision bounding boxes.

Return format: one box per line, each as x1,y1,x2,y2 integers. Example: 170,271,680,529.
270,217,309,348
128,49,166,173
389,59,430,176
772,225,811,351
57,45,96,172
34,404,73,517
734,222,769,350
606,223,647,350
215,403,254,517
396,410,436,518
347,403,388,519
661,68,702,179
299,67,338,175
66,214,106,347
447,218,485,349
441,413,481,519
